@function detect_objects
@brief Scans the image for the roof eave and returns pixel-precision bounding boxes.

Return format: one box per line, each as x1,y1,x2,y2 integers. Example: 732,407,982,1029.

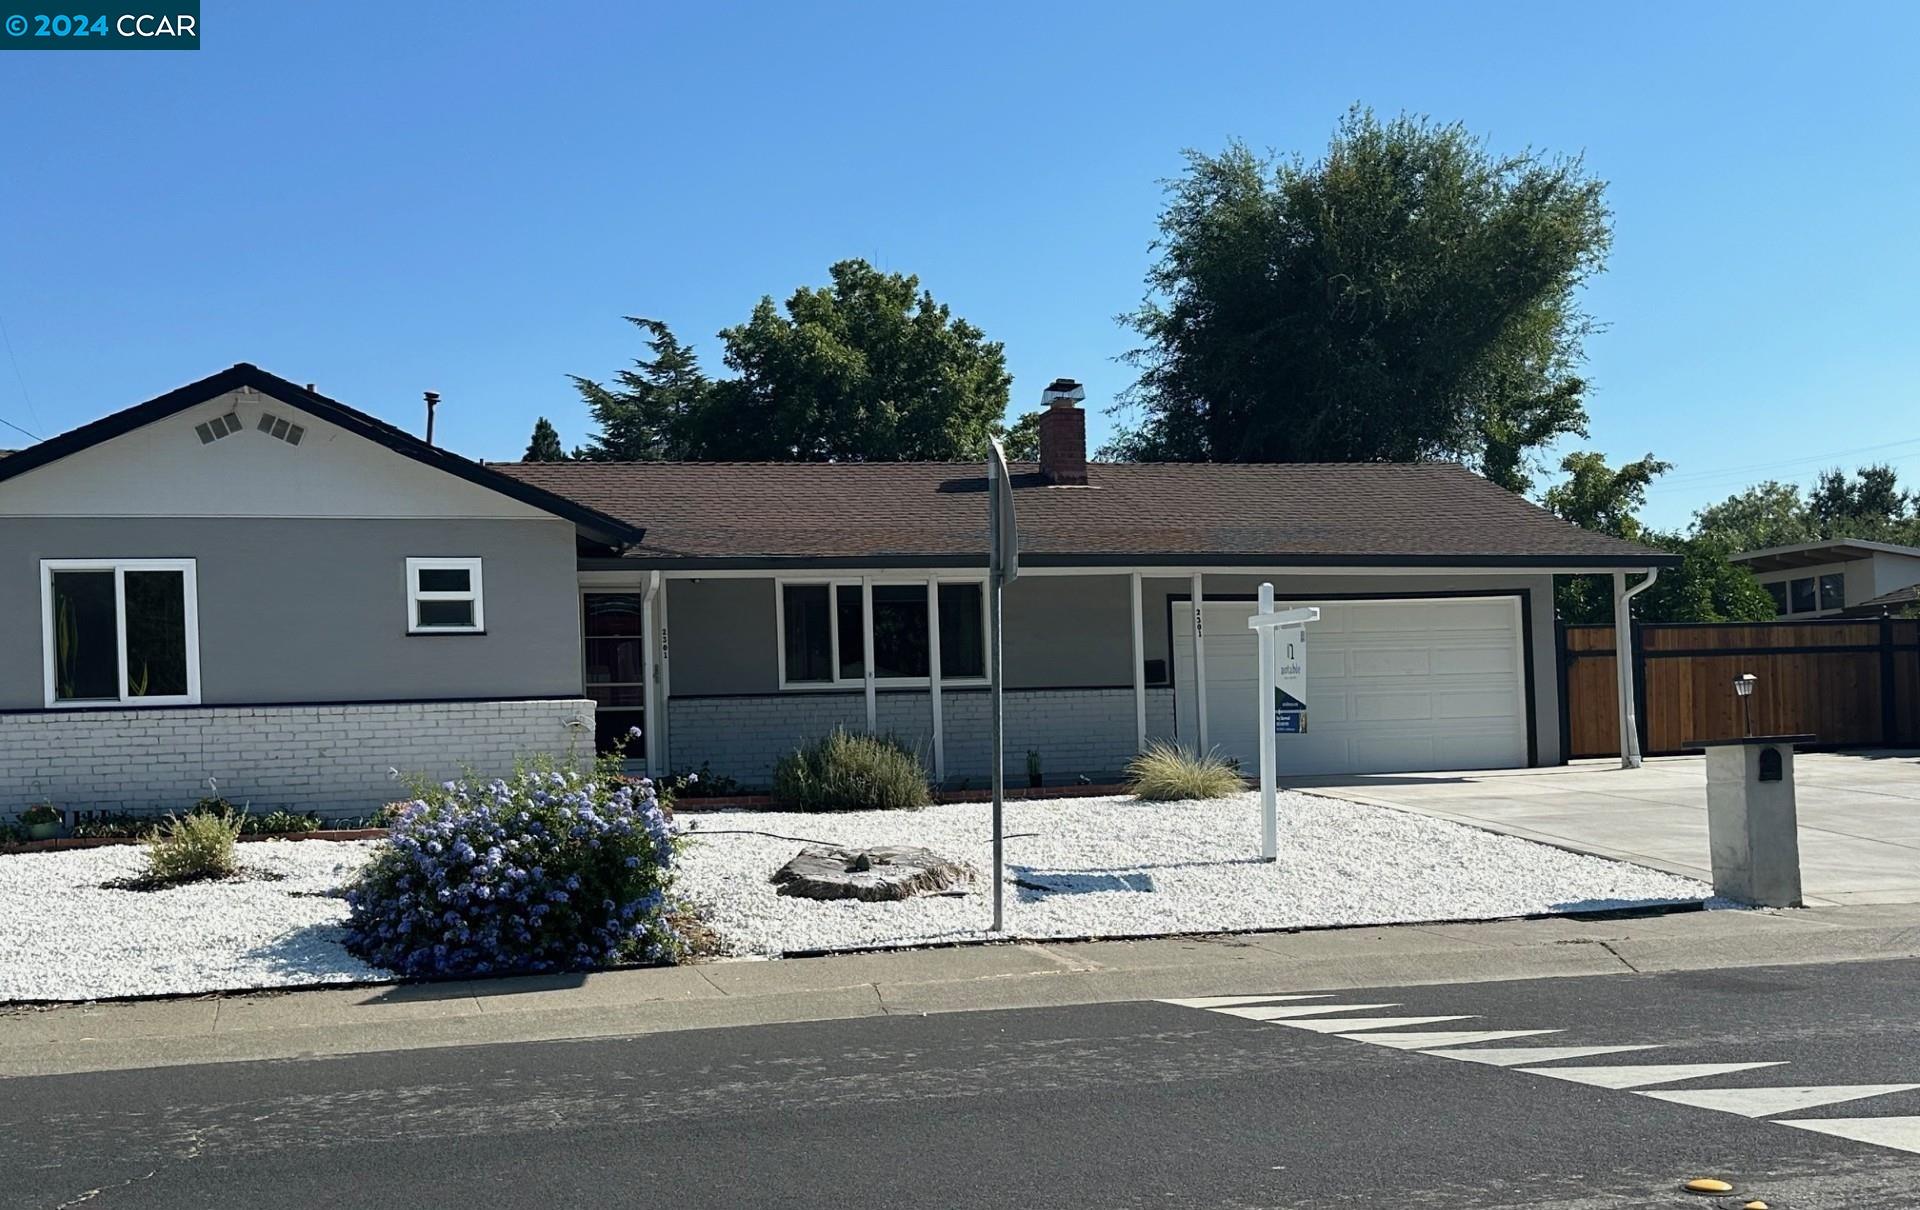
580,550,1682,572
0,364,645,547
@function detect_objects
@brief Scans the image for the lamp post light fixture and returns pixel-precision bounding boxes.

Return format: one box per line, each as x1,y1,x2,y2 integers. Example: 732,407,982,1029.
1734,673,1757,738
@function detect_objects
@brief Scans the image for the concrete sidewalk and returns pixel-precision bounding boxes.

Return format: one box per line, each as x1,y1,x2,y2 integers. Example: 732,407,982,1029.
6,902,1920,1080
1291,751,1920,906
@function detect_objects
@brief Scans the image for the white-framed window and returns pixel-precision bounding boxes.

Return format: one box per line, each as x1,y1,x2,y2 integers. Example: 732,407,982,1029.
406,557,485,633
40,558,201,708
775,578,987,688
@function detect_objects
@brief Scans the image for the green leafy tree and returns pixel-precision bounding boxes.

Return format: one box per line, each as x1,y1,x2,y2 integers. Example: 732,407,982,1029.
1544,451,1772,624
570,262,1009,462
1691,481,1815,551
573,318,711,461
1109,108,1610,493
710,259,1010,461
1001,411,1042,461
1543,451,1669,541
1808,464,1918,542
522,417,566,462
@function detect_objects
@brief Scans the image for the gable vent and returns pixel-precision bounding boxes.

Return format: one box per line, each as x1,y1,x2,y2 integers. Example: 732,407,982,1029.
256,412,306,446
194,412,244,444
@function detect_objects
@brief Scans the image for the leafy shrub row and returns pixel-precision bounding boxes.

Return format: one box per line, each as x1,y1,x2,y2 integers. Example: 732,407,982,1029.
342,753,680,977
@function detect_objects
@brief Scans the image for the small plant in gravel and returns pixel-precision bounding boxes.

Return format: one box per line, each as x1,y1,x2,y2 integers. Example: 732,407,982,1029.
1125,742,1245,802
342,750,682,978
143,809,243,884
772,729,931,812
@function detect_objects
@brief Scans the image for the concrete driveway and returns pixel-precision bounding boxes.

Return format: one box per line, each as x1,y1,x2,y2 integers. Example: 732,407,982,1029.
1288,750,1920,906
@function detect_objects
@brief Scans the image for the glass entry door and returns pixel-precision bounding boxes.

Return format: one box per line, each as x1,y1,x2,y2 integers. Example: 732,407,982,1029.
583,592,647,758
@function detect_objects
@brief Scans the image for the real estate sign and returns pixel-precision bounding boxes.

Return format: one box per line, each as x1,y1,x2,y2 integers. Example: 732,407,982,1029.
1274,627,1307,733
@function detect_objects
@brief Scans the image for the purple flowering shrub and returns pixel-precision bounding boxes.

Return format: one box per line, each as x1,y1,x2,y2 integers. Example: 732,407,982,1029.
343,756,680,977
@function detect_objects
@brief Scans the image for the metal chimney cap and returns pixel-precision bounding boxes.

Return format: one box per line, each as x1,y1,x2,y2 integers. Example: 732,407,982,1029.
1041,378,1085,407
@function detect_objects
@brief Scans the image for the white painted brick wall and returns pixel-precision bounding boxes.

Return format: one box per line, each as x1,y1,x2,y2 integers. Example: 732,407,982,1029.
667,688,1176,789
0,699,594,818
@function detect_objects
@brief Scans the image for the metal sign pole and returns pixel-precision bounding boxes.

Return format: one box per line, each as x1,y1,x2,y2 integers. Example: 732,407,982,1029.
1256,584,1277,861
986,437,1018,933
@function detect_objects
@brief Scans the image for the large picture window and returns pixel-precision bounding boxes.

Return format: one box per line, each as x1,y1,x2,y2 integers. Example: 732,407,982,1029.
778,579,986,688
41,559,200,707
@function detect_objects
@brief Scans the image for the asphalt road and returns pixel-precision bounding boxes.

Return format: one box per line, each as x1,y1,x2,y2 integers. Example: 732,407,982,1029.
6,957,1920,1209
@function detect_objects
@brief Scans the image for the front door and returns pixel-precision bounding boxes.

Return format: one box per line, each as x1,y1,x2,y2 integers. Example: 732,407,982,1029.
582,591,647,759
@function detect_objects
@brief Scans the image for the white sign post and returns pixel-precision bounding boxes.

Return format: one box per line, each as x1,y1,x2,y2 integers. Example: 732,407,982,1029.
986,436,1018,932
1248,583,1318,861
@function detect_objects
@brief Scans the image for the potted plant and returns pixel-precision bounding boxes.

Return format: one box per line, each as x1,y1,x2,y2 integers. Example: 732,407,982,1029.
20,803,62,842
1026,750,1044,790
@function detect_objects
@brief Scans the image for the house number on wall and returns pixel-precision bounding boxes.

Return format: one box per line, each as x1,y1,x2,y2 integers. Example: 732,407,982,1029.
1194,606,1204,638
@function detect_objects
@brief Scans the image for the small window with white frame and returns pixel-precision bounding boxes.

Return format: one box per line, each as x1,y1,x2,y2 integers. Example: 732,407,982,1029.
41,558,201,707
407,557,484,633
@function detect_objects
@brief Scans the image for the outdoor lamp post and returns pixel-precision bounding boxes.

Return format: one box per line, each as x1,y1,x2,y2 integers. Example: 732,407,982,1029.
1734,673,1757,738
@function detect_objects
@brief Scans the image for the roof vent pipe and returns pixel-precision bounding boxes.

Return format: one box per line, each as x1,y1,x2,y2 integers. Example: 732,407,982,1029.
423,391,440,447
1037,377,1088,486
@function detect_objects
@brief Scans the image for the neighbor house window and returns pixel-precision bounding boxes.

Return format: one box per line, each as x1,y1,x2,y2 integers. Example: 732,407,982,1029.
1819,573,1845,611
1789,577,1816,614
406,558,484,633
778,579,986,687
40,559,200,707
1763,581,1789,615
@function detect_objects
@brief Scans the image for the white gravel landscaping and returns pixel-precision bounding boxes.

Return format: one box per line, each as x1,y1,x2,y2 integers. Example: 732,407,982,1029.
0,840,388,1002
0,790,1713,1002
677,789,1713,957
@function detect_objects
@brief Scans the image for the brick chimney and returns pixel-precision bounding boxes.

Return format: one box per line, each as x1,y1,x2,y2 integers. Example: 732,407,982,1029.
1037,377,1088,485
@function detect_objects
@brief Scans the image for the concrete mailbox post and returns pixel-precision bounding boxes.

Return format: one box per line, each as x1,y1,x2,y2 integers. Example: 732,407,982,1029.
1688,734,1813,908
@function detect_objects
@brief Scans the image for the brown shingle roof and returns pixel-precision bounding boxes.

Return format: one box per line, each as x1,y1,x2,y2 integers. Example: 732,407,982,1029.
493,459,1674,568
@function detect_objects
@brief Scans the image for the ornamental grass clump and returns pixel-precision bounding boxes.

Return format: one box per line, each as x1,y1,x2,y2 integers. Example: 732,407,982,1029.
343,754,680,978
143,808,243,884
1125,741,1245,802
772,728,931,812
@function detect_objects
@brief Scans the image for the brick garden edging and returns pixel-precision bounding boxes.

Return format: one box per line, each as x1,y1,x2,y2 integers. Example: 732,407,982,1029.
0,829,388,855
677,783,1134,811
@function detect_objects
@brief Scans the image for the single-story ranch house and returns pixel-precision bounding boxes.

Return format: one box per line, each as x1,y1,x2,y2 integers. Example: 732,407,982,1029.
0,365,1675,815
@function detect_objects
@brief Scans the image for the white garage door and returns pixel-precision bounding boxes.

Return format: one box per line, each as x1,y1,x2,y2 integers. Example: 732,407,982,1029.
1171,597,1528,776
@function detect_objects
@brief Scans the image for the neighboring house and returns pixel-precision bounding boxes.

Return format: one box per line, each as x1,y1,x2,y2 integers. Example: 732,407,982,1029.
0,365,1674,816
1729,539,1920,620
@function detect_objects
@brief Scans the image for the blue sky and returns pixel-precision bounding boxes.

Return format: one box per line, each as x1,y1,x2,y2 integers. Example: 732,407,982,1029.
3,1,1917,529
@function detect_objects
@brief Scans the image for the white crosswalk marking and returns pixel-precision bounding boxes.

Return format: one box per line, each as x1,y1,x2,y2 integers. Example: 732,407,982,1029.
1518,1062,1786,1090
1421,1044,1662,1067
1159,994,1335,1010
1278,1015,1477,1033
1641,1085,1920,1118
1212,1002,1400,1021
1776,1116,1920,1155
1339,1029,1561,1050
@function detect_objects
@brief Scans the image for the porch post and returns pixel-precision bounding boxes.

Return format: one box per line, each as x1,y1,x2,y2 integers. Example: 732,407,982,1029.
655,578,672,773
928,578,944,782
1614,571,1643,769
641,581,659,778
862,576,877,732
1131,571,1146,753
1191,572,1209,753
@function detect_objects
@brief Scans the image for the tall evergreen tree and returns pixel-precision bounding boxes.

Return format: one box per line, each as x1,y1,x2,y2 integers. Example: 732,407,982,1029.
522,416,566,462
573,318,711,461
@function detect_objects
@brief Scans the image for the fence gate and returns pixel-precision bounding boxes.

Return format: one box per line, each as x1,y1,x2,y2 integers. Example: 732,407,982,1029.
1559,617,1920,759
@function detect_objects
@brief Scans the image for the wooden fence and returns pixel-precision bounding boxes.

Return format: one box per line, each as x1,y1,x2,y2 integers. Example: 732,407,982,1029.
1559,617,1920,759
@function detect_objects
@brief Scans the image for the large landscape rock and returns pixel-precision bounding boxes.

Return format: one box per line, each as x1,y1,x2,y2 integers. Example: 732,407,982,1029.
771,845,975,902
